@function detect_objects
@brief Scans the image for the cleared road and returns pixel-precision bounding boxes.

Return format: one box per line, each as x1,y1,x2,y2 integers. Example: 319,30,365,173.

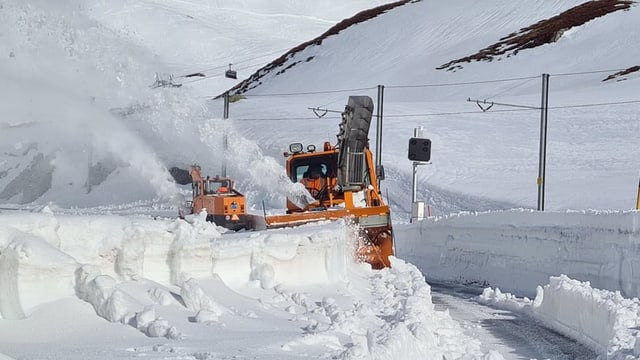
430,281,597,360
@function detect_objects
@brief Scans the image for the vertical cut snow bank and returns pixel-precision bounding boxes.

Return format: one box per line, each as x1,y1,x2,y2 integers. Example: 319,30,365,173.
480,275,640,359
0,218,77,319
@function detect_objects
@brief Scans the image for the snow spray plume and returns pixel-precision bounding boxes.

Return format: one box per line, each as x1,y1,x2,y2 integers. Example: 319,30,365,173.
93,122,185,208
0,3,187,207
197,121,316,209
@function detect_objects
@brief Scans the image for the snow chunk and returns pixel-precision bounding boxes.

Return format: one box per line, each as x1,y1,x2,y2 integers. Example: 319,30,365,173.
180,278,225,316
148,287,175,306
0,229,77,319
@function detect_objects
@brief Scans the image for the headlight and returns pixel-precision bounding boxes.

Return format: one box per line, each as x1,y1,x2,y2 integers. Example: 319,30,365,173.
307,144,316,152
289,143,303,153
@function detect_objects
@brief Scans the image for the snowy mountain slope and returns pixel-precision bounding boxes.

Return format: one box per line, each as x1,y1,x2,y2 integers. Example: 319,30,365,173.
229,0,639,97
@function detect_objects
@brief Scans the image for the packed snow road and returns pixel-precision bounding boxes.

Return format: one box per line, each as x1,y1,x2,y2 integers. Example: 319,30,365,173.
429,281,597,360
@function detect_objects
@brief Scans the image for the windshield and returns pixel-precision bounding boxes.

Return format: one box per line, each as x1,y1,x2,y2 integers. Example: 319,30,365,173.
290,154,337,183
204,179,230,194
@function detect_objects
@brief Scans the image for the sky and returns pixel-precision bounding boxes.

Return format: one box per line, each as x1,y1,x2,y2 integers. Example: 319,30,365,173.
1,0,640,359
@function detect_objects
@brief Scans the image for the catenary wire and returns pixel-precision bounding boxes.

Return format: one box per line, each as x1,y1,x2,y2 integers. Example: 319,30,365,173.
227,99,640,121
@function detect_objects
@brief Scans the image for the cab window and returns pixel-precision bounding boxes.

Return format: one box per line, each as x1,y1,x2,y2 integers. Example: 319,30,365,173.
294,164,328,182
205,180,222,194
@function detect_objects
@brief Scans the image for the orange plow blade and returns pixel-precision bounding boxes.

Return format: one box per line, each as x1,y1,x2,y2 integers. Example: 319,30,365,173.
265,207,394,269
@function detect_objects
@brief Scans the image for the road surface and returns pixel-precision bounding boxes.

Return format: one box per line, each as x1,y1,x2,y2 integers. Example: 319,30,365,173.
430,281,597,360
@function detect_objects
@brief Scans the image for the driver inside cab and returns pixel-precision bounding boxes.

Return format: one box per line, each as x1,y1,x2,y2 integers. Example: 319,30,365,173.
301,164,327,199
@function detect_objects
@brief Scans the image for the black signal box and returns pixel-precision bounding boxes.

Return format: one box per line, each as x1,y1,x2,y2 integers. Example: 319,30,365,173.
408,138,431,162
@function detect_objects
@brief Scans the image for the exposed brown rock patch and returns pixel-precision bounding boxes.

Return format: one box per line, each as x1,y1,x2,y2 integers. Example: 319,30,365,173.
437,0,634,72
602,65,640,81
224,0,413,96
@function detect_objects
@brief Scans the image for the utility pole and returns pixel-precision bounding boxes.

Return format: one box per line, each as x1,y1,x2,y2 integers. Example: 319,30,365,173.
411,126,423,204
636,172,640,210
408,126,431,223
468,74,550,211
537,73,550,211
222,92,230,177
375,85,385,188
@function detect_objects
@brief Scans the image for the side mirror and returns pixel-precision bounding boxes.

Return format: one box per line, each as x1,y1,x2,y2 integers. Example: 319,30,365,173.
376,165,385,180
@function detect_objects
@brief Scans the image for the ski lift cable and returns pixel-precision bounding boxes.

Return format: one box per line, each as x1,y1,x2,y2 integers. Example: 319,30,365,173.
244,86,378,97
177,56,288,85
177,46,294,78
229,116,323,121
200,86,377,98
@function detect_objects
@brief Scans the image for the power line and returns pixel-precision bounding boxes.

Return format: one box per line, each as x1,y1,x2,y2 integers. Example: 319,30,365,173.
228,99,640,121
549,68,630,77
384,108,538,118
467,98,540,110
382,99,640,119
480,77,538,100
385,75,540,89
550,99,640,109
228,108,535,121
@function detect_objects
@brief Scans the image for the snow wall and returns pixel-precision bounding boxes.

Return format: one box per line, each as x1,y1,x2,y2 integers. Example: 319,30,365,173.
396,209,640,298
0,210,348,320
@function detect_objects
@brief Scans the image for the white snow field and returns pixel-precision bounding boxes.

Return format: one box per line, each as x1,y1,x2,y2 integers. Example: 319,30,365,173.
1,0,640,359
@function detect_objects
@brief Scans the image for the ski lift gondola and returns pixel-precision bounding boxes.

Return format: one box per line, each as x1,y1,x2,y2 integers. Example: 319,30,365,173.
225,64,237,79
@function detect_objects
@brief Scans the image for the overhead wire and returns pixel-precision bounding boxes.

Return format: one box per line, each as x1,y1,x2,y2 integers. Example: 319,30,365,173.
191,66,639,118
479,77,538,100
549,68,631,77
228,99,640,121
384,75,540,89
549,99,640,109
228,108,536,121
380,99,640,120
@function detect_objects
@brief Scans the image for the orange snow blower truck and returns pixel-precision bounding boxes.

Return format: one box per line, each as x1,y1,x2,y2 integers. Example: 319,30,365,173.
187,165,251,231
265,96,394,269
